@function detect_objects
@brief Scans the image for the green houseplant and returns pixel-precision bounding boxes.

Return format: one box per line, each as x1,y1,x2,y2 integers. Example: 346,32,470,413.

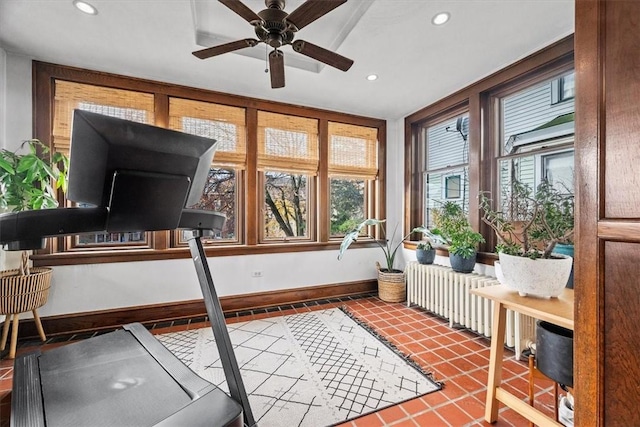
337,219,444,302
479,180,574,297
0,139,68,358
415,241,435,265
430,201,484,273
0,139,69,273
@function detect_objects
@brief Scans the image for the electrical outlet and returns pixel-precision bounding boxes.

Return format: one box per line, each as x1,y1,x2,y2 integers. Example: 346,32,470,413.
251,271,263,277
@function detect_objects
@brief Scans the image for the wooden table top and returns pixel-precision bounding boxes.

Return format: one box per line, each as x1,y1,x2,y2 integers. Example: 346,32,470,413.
470,285,574,330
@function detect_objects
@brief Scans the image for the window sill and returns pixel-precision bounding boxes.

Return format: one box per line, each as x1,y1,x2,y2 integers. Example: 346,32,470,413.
31,240,381,267
402,241,498,265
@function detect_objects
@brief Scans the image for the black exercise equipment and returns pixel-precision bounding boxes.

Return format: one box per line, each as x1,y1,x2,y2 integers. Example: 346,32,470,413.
0,110,256,427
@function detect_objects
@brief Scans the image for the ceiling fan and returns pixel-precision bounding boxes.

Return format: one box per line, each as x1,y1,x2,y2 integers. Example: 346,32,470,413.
193,0,354,89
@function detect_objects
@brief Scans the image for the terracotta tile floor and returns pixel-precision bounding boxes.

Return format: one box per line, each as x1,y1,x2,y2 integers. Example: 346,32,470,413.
0,296,557,426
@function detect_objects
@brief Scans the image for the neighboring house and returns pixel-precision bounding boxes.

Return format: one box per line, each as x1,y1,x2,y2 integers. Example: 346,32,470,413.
424,71,575,226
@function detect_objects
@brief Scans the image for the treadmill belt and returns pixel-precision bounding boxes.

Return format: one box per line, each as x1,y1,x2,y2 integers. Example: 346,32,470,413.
39,330,192,427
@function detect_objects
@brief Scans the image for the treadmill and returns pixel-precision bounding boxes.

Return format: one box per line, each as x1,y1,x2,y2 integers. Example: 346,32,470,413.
0,110,255,427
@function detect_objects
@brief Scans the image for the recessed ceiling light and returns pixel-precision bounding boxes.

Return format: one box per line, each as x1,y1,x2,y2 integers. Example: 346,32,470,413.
73,0,98,15
432,12,450,26
366,74,378,81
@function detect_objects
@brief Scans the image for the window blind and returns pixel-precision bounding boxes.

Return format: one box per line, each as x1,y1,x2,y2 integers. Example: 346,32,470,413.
168,98,247,168
53,80,155,155
257,111,319,174
328,122,378,179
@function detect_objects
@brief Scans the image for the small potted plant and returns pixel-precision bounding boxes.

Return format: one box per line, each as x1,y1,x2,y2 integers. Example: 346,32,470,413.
479,180,574,297
447,227,485,273
0,139,68,358
429,201,484,273
337,219,444,302
415,241,435,265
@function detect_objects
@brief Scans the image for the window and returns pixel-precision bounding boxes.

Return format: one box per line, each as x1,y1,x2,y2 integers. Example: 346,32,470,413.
551,72,575,104
422,113,469,228
327,122,378,237
168,98,246,244
444,174,462,199
499,71,575,211
405,36,573,256
32,62,386,265
257,112,318,241
53,80,155,250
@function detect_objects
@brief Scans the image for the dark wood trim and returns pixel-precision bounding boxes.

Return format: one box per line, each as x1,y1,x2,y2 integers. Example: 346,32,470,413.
574,0,602,425
318,119,329,242
597,221,640,242
31,240,381,267
13,279,377,339
467,92,481,234
376,123,387,220
245,107,259,246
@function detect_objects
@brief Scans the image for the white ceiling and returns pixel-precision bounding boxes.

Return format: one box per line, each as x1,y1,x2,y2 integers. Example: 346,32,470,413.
0,0,574,120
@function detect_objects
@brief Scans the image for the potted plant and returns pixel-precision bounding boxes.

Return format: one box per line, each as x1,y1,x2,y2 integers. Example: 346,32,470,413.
337,219,444,302
479,180,574,297
429,201,485,273
0,139,69,358
415,241,435,265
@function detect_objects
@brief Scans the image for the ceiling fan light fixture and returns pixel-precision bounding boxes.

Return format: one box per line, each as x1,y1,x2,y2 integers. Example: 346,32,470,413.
73,0,98,15
432,12,450,26
366,74,378,81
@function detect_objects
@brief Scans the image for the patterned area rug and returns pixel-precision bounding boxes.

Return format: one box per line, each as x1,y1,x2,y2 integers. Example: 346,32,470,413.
157,307,442,426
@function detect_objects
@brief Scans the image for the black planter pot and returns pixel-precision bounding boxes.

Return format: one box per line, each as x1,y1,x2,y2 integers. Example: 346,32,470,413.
536,320,574,387
416,248,435,265
449,252,476,273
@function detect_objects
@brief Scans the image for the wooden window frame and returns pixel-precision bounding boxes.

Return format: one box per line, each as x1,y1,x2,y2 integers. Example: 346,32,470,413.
404,35,574,259
31,62,386,266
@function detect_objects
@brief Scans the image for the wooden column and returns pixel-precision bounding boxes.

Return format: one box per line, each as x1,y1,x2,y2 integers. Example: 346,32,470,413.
574,0,640,425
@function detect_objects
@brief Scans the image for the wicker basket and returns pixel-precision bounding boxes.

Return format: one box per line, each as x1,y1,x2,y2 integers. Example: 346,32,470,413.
0,267,52,315
376,262,406,303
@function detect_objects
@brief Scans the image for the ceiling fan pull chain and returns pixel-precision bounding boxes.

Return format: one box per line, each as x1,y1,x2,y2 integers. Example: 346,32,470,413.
265,44,269,73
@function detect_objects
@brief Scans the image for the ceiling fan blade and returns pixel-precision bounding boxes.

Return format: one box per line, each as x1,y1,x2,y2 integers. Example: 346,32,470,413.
218,0,262,25
269,49,285,89
285,0,347,31
292,40,353,71
193,39,259,59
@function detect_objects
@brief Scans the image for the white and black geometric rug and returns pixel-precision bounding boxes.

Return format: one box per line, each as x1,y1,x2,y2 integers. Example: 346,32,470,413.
157,307,442,427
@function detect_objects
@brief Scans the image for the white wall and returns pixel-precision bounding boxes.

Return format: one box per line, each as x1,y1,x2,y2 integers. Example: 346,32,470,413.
2,54,403,317
4,53,31,151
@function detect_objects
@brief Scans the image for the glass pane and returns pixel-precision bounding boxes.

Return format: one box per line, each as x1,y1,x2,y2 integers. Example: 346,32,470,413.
498,150,575,211
445,175,461,199
423,167,469,228
76,231,146,246
543,151,574,194
501,72,575,155
560,73,575,100
330,178,365,237
264,171,308,239
188,168,237,240
426,114,469,170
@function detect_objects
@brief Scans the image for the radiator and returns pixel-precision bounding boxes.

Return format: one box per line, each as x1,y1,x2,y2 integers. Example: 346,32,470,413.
406,262,536,359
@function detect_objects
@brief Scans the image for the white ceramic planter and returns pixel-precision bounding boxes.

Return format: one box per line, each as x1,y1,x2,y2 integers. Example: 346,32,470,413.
497,252,573,297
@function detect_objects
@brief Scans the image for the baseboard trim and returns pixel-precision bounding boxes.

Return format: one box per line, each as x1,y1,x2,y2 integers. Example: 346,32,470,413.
14,279,377,339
